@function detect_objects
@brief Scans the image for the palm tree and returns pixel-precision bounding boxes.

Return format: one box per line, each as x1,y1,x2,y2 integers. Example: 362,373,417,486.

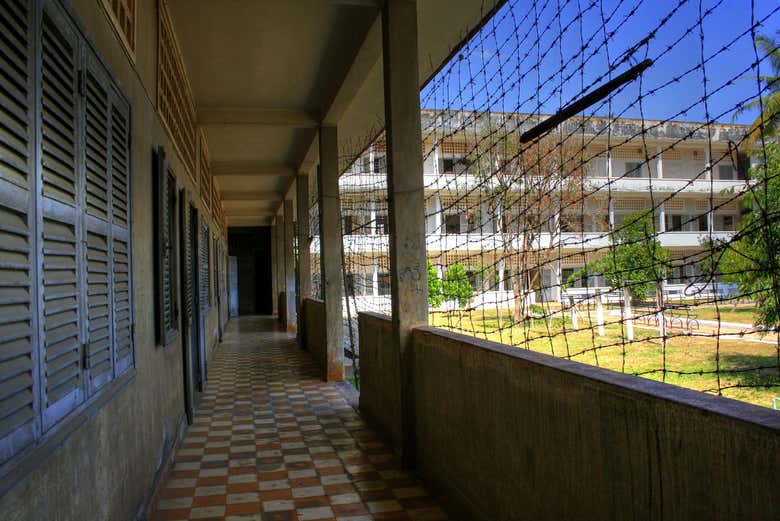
734,31,780,146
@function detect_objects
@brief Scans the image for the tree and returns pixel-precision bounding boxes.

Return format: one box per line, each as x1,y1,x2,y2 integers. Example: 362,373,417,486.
569,212,670,300
469,122,586,322
704,143,780,329
427,260,444,308
442,263,473,307
734,31,780,146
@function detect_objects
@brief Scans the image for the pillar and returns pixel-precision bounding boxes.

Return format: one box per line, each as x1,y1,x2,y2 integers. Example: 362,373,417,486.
657,146,666,232
275,218,285,322
383,0,428,465
318,127,344,381
296,173,311,345
284,198,297,332
271,222,279,315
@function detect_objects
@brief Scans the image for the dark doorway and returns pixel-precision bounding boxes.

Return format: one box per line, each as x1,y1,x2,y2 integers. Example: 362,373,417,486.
228,227,273,315
179,193,203,423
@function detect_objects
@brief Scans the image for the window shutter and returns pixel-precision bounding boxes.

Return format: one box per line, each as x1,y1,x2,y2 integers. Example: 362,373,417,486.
38,1,85,428
181,197,193,325
82,50,112,391
110,92,132,373
0,0,40,464
199,222,209,312
155,147,177,345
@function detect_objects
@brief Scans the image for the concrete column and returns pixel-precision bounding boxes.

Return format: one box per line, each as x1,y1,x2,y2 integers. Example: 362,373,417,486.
382,0,428,465
271,222,279,315
296,173,311,345
284,198,297,332
318,127,344,381
276,218,285,321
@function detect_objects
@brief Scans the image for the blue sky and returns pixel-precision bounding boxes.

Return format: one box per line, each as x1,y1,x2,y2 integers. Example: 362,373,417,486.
421,0,779,125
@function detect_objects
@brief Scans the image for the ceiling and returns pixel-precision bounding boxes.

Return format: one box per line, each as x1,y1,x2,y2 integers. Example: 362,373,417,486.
167,0,504,227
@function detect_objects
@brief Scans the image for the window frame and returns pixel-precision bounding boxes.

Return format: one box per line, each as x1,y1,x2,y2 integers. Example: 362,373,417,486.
0,0,136,480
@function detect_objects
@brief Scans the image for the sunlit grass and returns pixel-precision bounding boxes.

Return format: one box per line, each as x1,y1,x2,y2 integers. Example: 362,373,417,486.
430,308,780,409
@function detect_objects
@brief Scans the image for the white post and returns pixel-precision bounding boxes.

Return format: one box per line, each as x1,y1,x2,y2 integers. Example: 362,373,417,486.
657,146,666,232
370,199,377,235
569,298,579,330
623,284,634,341
656,282,666,340
434,193,442,234
596,297,605,337
372,259,379,297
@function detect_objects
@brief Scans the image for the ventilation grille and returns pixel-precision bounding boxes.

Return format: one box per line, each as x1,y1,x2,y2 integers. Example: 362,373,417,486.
157,2,196,180
199,130,211,212
101,0,135,54
613,198,648,211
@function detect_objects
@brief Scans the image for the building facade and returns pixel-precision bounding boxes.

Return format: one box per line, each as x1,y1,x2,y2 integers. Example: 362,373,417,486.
320,110,749,312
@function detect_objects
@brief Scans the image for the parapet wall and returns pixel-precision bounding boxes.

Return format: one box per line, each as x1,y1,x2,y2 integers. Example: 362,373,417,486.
357,317,780,521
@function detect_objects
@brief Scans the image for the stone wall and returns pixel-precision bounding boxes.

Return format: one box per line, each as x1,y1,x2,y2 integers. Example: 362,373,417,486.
357,312,401,450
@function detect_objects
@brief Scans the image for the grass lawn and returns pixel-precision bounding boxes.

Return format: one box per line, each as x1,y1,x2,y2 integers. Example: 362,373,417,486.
430,308,780,409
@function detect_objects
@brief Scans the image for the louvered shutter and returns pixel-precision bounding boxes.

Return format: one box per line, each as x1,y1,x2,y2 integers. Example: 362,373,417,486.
198,222,209,313
110,90,131,373
181,198,193,326
155,147,177,345
0,0,39,464
38,1,85,428
82,50,112,392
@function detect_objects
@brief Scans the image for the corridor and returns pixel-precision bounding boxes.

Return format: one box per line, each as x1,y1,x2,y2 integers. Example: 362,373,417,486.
150,317,446,521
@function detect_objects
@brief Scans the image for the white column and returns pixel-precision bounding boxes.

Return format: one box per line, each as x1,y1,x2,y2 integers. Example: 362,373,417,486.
370,199,377,235
657,146,666,232
434,193,442,234
372,260,379,297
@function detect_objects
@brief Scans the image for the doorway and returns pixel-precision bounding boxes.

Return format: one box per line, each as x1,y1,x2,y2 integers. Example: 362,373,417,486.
179,193,203,423
228,227,272,314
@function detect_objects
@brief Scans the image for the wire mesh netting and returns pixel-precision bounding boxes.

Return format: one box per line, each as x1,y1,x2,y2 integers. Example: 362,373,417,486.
328,0,780,406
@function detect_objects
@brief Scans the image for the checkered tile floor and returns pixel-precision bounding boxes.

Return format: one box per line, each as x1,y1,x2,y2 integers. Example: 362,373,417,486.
150,316,447,521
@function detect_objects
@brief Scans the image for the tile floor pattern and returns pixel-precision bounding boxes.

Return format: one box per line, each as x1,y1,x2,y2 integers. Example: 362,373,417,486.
150,316,447,521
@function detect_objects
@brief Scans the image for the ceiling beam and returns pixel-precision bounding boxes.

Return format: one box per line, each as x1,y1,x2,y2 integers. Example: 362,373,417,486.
198,107,320,128
224,209,277,217
292,12,382,193
212,161,296,177
220,191,282,202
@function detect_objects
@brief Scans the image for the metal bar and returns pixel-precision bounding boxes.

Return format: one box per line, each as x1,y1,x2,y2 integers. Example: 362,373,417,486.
520,59,653,144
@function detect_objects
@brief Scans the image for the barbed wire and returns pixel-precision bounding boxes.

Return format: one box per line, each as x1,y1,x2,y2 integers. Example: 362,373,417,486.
325,0,780,405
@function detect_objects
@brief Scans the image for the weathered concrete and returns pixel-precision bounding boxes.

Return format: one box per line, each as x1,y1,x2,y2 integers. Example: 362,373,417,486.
358,312,402,450
303,298,326,373
408,326,780,521
283,198,297,332
295,173,311,347
318,128,344,381
382,0,429,464
0,1,225,519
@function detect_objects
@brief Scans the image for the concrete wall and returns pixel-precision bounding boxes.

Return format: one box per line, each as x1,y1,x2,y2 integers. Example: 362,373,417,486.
357,312,401,450
406,326,780,521
0,1,227,519
303,299,326,374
